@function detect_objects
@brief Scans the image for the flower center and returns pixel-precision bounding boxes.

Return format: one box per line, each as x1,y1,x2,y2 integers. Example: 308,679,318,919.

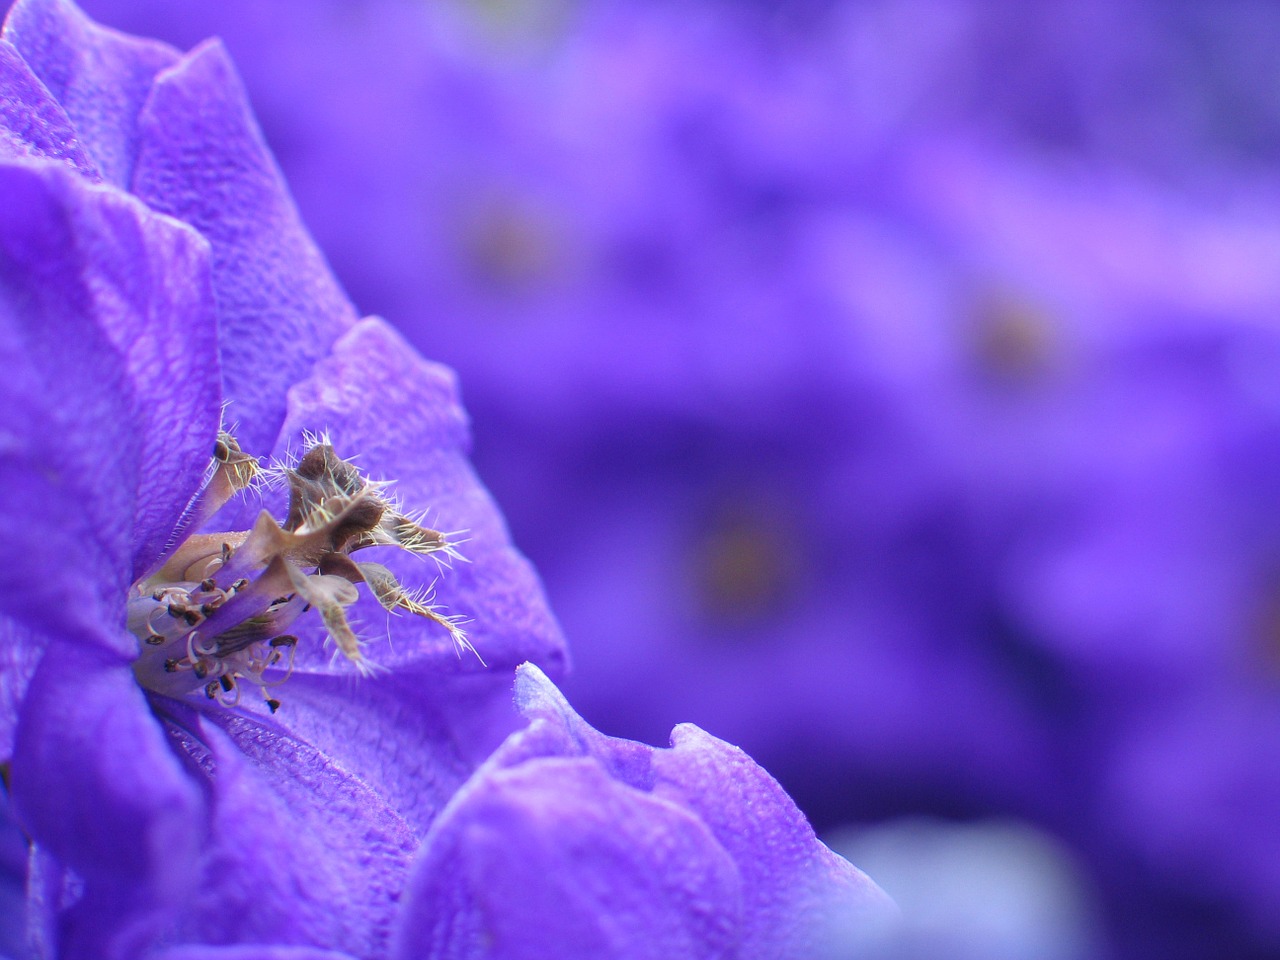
129,431,474,711
693,494,801,625
972,291,1060,383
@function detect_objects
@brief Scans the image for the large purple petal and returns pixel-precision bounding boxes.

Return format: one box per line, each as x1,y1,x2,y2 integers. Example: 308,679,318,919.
652,726,893,957
268,317,566,678
3,0,178,186
256,670,522,837
0,159,218,645
88,184,220,581
393,665,892,959
150,700,418,957
394,756,743,960
518,664,895,956
15,652,476,958
10,640,205,960
131,39,356,452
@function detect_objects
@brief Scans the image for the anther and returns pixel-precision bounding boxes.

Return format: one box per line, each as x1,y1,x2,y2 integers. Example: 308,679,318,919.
129,433,477,708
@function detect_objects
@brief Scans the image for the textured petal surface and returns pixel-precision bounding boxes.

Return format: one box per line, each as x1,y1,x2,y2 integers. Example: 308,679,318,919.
397,755,742,960
653,725,893,958
394,665,892,959
519,666,895,957
0,36,95,173
131,39,356,452
0,160,218,645
151,700,418,958
259,671,522,837
0,614,45,758
3,0,178,185
10,640,205,960
266,317,566,679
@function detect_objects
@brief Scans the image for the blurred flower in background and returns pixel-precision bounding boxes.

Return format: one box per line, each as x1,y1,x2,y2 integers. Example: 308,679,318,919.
59,0,1280,956
828,816,1105,960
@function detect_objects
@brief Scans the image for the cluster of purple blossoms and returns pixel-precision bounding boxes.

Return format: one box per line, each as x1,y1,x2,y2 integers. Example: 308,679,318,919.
0,1,894,957
51,1,1280,958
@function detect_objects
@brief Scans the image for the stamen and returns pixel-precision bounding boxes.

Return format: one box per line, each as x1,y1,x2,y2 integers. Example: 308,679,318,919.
129,432,479,709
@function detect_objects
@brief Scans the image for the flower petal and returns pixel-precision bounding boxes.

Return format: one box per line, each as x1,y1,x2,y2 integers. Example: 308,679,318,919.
269,317,566,678
0,35,96,174
0,159,218,643
131,39,356,452
519,664,894,956
3,0,179,186
10,640,205,960
394,756,743,960
652,725,894,957
0,614,45,758
150,699,419,957
393,665,892,959
257,670,522,837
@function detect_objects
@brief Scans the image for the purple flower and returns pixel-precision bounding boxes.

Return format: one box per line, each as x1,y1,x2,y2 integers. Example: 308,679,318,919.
53,1,1280,956
0,1,890,957
0,0,563,954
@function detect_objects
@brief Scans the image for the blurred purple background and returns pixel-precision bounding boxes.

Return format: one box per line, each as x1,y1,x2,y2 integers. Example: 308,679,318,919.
41,0,1280,956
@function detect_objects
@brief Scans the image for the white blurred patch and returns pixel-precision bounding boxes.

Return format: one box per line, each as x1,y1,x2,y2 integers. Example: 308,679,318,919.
824,817,1102,960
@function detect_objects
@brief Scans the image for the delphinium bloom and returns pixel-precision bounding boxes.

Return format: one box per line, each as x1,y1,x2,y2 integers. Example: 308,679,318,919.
138,0,1054,823
57,0,1090,910
57,2,1280,959
0,1,892,957
0,0,563,953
